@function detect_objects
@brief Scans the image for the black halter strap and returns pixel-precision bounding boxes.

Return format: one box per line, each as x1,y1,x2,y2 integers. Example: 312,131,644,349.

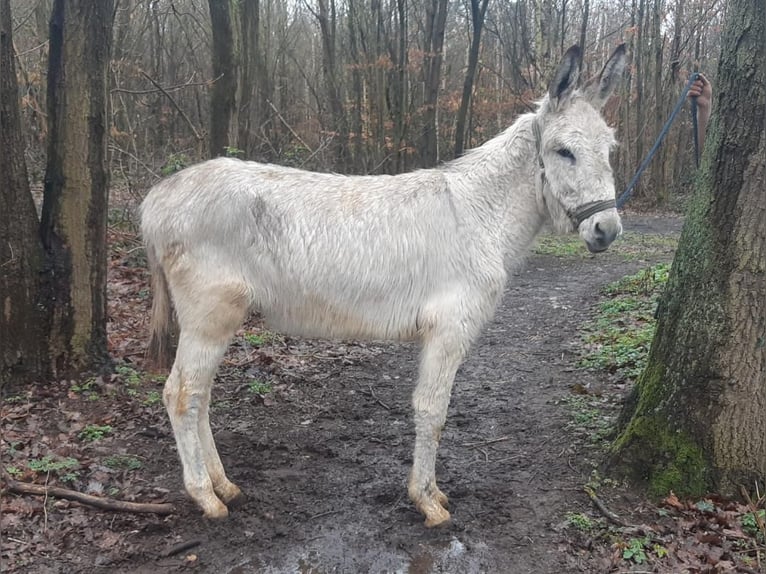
532,120,616,229
567,199,616,227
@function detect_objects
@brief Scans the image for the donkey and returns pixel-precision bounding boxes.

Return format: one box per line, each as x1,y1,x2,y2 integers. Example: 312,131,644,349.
140,44,626,527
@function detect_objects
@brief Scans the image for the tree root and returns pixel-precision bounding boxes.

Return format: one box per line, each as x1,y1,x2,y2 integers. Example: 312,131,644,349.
584,486,629,527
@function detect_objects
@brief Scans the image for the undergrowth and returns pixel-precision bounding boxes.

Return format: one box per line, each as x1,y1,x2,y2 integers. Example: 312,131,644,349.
577,263,670,382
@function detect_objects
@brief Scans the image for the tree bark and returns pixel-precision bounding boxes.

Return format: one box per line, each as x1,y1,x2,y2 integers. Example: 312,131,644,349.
421,0,448,166
454,0,490,158
208,0,241,157
237,0,260,157
610,0,766,497
39,0,115,375
0,0,49,386
315,0,349,170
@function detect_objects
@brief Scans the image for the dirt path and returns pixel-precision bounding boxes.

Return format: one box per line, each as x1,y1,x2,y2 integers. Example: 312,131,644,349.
1,215,682,574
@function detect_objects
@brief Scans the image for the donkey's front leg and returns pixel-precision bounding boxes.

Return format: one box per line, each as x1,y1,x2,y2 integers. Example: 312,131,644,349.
409,327,468,527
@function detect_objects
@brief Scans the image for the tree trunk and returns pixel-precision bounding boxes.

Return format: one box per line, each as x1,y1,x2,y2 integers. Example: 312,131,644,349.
208,0,241,157
454,0,490,158
610,0,766,497
649,0,665,205
315,0,349,171
578,0,589,72
39,0,114,375
394,0,408,173
0,0,48,386
237,0,260,158
421,0,448,166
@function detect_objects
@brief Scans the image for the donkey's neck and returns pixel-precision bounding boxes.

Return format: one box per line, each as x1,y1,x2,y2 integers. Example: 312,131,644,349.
444,112,548,255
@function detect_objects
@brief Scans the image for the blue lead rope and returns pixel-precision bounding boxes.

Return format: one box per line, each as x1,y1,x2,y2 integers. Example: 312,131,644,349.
616,72,700,209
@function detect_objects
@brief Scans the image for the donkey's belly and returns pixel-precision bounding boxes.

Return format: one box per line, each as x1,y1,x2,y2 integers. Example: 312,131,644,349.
261,294,420,342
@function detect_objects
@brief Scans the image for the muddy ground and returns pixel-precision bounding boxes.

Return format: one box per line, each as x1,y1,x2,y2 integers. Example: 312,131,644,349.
5,214,741,574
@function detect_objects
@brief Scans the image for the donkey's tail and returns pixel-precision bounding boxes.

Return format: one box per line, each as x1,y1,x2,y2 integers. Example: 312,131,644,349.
145,243,175,370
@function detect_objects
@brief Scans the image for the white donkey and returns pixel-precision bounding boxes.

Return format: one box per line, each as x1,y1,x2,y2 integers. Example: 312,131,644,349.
141,44,626,527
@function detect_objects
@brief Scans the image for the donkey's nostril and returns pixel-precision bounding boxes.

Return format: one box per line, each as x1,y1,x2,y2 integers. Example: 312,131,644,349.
594,222,605,239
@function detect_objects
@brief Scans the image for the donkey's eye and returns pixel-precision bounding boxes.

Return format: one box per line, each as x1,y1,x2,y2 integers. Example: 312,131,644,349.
556,148,575,161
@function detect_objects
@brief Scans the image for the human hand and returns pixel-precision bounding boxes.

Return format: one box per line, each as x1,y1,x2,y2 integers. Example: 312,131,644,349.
688,73,712,114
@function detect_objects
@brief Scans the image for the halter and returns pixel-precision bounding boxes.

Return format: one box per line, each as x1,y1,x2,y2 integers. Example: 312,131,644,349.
532,119,616,229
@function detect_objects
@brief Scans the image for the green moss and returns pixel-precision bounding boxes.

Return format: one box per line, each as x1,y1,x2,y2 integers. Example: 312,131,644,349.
612,361,709,497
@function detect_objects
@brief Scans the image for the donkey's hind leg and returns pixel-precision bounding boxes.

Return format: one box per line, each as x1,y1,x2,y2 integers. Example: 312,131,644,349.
163,280,249,518
408,315,472,527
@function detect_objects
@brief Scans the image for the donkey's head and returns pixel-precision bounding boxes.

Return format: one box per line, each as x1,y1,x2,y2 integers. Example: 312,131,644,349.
535,44,626,253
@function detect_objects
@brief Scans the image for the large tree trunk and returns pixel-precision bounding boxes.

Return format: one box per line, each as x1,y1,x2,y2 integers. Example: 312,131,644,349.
610,0,766,497
208,0,241,157
0,0,48,386
39,0,114,375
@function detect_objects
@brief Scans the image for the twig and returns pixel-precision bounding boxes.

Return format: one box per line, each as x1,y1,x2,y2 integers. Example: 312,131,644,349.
111,73,215,95
461,436,511,448
309,509,342,521
741,485,766,541
42,472,49,531
266,99,314,154
141,71,204,142
584,486,629,527
366,385,391,410
161,538,203,557
2,469,174,515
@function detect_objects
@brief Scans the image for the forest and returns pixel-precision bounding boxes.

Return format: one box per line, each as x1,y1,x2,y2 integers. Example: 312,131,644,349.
11,0,723,199
1,0,764,572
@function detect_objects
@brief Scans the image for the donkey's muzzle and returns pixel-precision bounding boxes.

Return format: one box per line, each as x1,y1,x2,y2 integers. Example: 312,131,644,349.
585,218,621,253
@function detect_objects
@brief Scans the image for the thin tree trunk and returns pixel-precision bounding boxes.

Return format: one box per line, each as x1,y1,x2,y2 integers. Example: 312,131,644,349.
39,0,115,375
394,0,408,173
208,0,241,157
454,0,490,158
578,0,589,71
238,0,260,157
315,0,349,170
421,0,448,166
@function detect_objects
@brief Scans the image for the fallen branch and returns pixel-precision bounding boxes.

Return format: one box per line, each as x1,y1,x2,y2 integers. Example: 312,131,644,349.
584,486,629,527
2,470,174,515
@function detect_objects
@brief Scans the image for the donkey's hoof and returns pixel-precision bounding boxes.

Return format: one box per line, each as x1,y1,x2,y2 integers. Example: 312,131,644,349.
215,481,245,506
225,490,247,510
424,505,451,528
200,498,229,520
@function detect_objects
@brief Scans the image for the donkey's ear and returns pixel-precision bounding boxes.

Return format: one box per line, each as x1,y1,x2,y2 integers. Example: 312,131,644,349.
548,45,581,109
584,43,627,109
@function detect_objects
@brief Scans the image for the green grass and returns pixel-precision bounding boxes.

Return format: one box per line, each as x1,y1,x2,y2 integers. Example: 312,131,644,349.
243,330,276,347
560,395,613,443
577,263,670,382
534,234,585,257
534,232,678,260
